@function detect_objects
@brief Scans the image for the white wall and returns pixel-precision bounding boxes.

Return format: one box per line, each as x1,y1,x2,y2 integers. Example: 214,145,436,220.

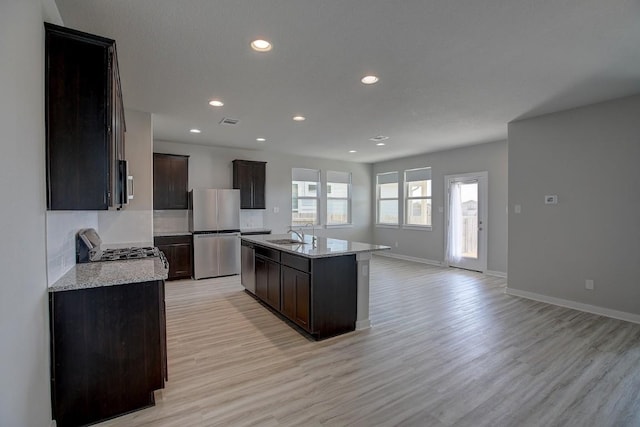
154,140,374,242
99,109,154,245
0,1,61,425
508,94,640,316
372,141,508,273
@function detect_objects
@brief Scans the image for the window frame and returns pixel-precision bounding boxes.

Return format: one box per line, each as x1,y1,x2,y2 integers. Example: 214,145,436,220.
376,171,400,226
291,168,321,226
403,167,432,230
326,171,352,226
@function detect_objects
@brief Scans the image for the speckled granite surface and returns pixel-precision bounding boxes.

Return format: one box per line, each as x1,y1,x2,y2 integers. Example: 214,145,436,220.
49,257,168,292
241,234,390,258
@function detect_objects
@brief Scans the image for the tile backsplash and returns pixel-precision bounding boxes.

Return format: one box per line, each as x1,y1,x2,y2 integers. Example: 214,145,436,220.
240,210,265,229
46,211,98,286
153,210,189,233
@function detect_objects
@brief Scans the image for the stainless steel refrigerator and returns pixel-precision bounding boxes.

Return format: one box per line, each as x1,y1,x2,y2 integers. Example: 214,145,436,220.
189,189,241,279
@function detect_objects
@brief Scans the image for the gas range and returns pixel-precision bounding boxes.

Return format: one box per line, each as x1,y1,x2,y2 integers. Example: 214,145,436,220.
76,228,167,269
95,246,161,261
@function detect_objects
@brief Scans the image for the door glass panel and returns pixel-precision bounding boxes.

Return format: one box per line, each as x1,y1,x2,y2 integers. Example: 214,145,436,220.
460,182,478,259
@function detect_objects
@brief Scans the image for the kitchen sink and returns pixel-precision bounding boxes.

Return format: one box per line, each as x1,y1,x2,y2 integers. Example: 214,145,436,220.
267,239,306,245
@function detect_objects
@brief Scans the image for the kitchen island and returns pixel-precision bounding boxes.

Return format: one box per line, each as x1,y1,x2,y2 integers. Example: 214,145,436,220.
241,234,389,339
48,256,169,427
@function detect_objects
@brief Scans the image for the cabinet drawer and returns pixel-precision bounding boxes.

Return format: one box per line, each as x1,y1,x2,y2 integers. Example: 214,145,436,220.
154,235,192,246
281,252,310,273
255,245,280,262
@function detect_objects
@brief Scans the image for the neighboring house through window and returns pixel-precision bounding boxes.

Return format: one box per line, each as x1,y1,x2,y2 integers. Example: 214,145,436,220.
326,171,351,225
376,171,399,225
292,168,320,225
404,167,432,227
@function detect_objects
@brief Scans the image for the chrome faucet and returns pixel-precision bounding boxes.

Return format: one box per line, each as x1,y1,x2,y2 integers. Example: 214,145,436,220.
304,223,317,248
287,226,304,243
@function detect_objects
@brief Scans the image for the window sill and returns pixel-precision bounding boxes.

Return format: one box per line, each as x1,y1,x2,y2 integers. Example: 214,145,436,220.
326,224,353,229
402,225,433,231
375,224,400,229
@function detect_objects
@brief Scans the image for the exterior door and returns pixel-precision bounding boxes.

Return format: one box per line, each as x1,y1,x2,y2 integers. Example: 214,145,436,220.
444,172,488,272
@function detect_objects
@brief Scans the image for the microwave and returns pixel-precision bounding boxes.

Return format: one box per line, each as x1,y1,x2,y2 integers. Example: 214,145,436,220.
117,160,134,209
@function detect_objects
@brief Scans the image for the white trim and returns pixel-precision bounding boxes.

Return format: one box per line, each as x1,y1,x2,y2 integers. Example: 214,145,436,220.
375,224,400,229
325,224,353,229
377,251,443,267
401,225,433,231
486,270,507,278
355,319,371,330
505,287,640,325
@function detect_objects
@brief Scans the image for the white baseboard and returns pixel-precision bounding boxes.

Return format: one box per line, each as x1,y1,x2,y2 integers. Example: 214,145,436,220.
486,270,508,278
355,319,371,330
376,251,443,267
505,287,640,324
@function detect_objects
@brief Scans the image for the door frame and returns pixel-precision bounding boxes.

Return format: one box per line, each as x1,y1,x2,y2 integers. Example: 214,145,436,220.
443,171,488,273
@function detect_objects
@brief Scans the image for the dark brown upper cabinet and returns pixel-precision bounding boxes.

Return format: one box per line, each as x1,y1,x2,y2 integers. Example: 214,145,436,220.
232,160,266,209
153,153,189,210
45,23,126,210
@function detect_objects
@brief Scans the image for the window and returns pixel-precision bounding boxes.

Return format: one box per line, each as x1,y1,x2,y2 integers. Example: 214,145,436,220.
326,171,351,225
376,172,399,225
292,168,320,225
404,167,432,227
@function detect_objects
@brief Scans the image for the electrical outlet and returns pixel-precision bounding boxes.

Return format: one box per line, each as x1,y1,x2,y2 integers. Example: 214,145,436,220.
273,206,279,213
585,279,594,290
514,204,522,214
394,241,399,248
545,195,558,205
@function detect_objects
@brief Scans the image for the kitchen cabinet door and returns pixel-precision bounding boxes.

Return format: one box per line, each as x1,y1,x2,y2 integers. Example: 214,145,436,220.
255,255,280,310
153,153,189,210
232,160,266,209
45,23,125,210
155,235,193,280
281,266,311,331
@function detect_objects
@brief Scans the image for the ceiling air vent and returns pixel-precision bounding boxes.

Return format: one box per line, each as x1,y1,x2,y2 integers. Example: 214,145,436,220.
369,135,389,142
219,117,239,126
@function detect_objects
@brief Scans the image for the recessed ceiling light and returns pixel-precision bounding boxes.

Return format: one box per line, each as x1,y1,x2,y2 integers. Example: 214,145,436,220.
209,99,224,107
349,150,357,153
251,39,272,52
376,142,386,146
292,115,306,121
361,75,379,85
256,137,266,142
369,135,389,142
190,128,201,134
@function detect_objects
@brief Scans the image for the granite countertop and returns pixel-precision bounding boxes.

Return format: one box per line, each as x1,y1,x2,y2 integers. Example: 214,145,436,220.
153,231,192,237
241,233,390,258
49,257,169,293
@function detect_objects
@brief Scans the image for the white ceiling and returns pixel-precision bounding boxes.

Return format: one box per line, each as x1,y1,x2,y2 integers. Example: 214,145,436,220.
55,0,640,163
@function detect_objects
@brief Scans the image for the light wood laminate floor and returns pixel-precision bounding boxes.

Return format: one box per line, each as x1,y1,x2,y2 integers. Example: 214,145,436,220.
97,256,640,427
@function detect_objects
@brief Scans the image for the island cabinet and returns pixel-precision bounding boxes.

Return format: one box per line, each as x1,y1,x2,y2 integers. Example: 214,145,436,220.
255,246,281,310
154,235,193,280
232,160,266,209
153,153,189,210
252,244,357,339
49,280,167,427
45,23,126,210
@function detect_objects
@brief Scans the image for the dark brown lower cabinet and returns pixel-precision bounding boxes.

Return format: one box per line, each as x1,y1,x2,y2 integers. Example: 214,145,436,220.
255,253,281,310
49,280,167,427
251,243,357,339
154,235,193,280
281,266,311,331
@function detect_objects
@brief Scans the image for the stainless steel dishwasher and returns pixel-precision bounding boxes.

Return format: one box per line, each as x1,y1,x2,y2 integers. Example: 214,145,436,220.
241,240,255,294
